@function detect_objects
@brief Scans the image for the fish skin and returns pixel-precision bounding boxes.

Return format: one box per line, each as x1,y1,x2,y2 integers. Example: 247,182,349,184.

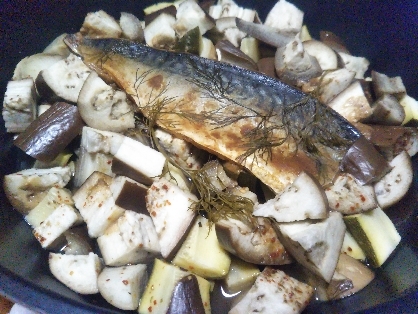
66,34,360,192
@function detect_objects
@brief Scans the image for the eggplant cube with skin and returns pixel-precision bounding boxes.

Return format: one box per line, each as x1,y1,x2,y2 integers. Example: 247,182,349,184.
253,171,328,222
110,176,148,214
276,212,346,283
33,204,82,248
146,178,197,259
49,252,103,295
73,171,125,238
229,267,314,314
97,210,160,266
98,264,148,311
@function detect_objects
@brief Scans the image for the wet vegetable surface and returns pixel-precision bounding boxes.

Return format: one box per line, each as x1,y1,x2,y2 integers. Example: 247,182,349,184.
0,1,417,313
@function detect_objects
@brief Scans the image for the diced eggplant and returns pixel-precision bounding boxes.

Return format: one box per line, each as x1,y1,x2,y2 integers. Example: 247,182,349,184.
229,267,313,314
146,178,197,260
143,2,174,15
399,94,418,124
2,78,37,133
338,52,369,79
43,34,71,57
33,204,81,248
144,5,176,25
119,12,144,42
223,256,260,294
325,173,377,215
257,57,276,78
80,10,122,38
275,34,322,85
167,275,206,314
73,171,125,238
327,81,372,123
275,212,346,282
303,40,338,70
49,252,103,294
174,0,215,37
340,136,391,185
25,187,74,227
36,53,91,103
98,264,148,311
319,30,350,54
253,172,328,222
216,217,291,265
199,37,217,59
77,71,135,132
12,53,65,80
366,94,405,126
79,126,124,155
374,151,413,208
97,210,160,266
215,39,258,71
174,26,202,55
172,215,231,279
139,259,211,314
235,18,295,48
110,176,148,213
371,70,406,99
14,102,84,162
3,166,72,215
330,253,375,299
306,68,355,104
144,12,176,49
344,207,401,267
264,0,304,32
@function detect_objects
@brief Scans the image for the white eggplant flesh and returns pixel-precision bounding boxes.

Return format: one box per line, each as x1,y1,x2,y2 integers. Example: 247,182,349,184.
12,53,64,80
119,12,144,41
38,53,91,103
80,10,122,38
303,40,338,70
368,94,405,126
229,267,313,314
146,178,197,259
253,171,328,222
338,52,369,79
399,94,418,124
264,0,304,32
43,34,71,57
80,126,124,155
327,81,372,123
49,252,103,294
144,13,176,49
98,264,148,311
3,166,72,215
374,151,413,208
199,37,217,59
77,71,135,132
25,187,74,228
325,173,377,214
315,68,355,104
73,171,125,238
371,70,406,99
276,212,346,282
97,210,160,266
341,230,366,260
2,78,37,133
174,0,215,37
33,204,81,248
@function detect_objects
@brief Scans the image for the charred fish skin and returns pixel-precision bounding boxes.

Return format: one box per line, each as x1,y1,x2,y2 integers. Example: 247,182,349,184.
66,34,360,192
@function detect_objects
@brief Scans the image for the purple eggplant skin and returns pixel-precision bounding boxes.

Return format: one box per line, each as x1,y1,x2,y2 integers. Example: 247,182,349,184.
14,102,84,162
65,35,365,191
166,275,205,314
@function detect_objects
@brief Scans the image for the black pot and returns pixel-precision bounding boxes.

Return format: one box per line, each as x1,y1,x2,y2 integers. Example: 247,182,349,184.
1,1,417,313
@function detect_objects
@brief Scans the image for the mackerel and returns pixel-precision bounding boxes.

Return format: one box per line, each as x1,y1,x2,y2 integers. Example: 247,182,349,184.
65,34,360,192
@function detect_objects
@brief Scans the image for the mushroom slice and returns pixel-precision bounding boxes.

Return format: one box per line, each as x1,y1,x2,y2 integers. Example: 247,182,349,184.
215,217,291,265
98,264,148,311
49,252,103,294
229,267,313,314
374,151,413,208
325,173,377,215
3,166,72,215
253,172,328,222
275,212,346,282
303,40,338,70
77,71,135,132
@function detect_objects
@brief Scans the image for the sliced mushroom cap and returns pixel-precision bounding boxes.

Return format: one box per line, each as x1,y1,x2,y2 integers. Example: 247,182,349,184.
374,150,413,208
